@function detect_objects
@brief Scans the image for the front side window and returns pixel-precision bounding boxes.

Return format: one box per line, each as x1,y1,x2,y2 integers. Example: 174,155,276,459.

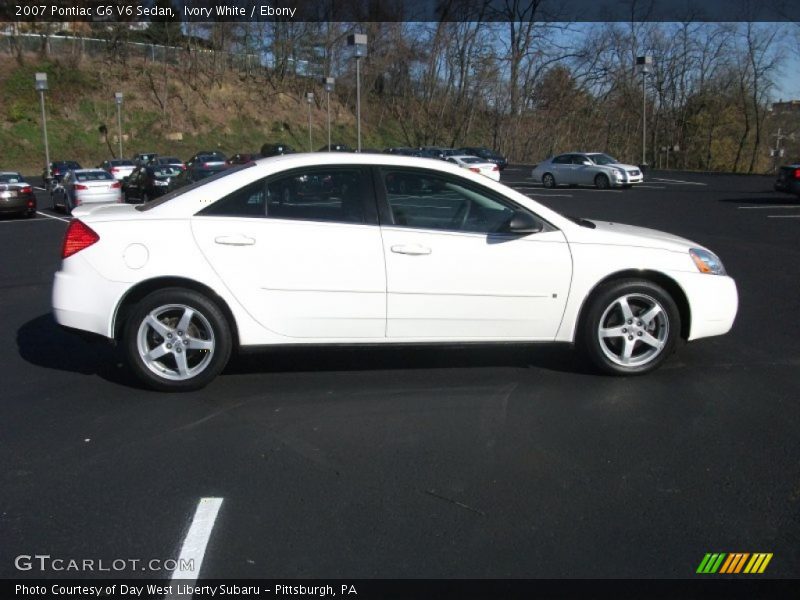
552,155,571,164
381,169,520,234
199,167,370,224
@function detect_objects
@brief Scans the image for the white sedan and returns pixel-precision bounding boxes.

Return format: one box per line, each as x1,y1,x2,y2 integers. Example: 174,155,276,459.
446,155,501,181
52,169,123,214
52,154,738,391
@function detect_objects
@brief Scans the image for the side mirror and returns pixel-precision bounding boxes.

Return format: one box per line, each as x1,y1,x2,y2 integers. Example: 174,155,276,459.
504,210,543,234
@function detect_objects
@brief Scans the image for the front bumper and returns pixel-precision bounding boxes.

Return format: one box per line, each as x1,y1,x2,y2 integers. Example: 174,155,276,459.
774,179,800,196
670,271,738,341
611,171,644,186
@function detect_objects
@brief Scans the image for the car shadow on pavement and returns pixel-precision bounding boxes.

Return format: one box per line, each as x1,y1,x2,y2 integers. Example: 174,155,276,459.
17,314,592,385
16,313,143,388
225,343,590,376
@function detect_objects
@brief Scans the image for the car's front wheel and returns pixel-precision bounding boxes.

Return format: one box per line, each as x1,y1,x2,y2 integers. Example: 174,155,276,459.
580,279,680,375
123,288,232,391
594,173,610,189
542,173,556,188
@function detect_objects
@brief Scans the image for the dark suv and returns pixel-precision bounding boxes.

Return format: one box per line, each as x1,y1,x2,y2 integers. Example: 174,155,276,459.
261,143,295,157
44,161,82,190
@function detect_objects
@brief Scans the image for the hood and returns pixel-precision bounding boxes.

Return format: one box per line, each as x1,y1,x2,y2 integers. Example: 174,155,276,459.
605,162,640,171
569,220,700,253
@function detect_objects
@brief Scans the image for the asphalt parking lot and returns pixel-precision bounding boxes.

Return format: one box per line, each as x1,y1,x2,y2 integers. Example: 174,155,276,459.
2,168,799,581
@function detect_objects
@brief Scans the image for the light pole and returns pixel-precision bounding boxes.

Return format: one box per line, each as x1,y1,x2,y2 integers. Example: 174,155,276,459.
323,77,335,152
35,73,50,183
305,92,315,151
114,92,124,158
636,55,652,168
348,33,368,152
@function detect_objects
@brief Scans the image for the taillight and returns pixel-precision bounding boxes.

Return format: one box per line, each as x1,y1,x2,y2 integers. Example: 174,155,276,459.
74,184,88,190
492,165,499,171
180,165,187,170
469,167,481,173
793,168,800,180
202,162,210,168
20,186,32,194
111,167,119,172
61,220,99,258
111,181,121,189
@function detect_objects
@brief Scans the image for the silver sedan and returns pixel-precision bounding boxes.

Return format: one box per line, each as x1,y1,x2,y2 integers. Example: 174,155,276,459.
52,169,123,214
532,153,644,189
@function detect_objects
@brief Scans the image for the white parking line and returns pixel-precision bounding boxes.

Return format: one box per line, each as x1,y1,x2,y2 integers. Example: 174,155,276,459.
36,211,70,223
636,185,667,189
33,186,47,191
737,205,800,210
652,178,708,186
767,214,800,218
168,497,223,592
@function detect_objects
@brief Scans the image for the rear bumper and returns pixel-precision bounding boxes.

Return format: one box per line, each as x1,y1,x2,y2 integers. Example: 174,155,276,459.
52,263,127,339
0,195,36,213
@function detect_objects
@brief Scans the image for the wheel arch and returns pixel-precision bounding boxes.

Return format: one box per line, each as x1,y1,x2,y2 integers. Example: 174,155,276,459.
575,269,691,341
112,276,240,346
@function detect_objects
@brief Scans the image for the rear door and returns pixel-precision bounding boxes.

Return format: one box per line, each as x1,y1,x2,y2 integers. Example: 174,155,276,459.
191,166,387,340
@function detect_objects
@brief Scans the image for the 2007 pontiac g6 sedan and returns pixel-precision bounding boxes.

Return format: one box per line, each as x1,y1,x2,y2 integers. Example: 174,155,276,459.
52,154,738,391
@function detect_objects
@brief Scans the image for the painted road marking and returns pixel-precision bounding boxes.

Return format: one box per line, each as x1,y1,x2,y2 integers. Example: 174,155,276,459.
526,193,574,198
636,185,667,189
767,214,800,218
168,497,223,593
737,205,800,209
652,178,708,186
36,210,70,223
33,186,48,191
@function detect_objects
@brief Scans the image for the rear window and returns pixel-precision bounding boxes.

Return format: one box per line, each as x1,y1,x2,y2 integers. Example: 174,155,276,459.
137,163,254,211
111,160,135,166
0,173,24,183
153,166,181,178
76,171,113,181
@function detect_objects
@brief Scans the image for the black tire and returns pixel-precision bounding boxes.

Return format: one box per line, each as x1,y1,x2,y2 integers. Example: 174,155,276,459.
542,173,556,188
123,288,233,392
579,279,680,375
25,209,35,218
51,192,57,211
594,173,610,189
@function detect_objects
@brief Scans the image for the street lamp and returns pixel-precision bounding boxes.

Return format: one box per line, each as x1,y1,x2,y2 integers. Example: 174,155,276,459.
114,92,124,158
305,92,315,151
347,33,368,152
323,77,335,152
636,55,653,168
35,73,50,184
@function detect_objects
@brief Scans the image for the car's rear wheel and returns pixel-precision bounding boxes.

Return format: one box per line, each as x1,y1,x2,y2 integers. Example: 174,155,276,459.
580,279,680,375
542,173,556,188
595,173,610,189
123,288,232,391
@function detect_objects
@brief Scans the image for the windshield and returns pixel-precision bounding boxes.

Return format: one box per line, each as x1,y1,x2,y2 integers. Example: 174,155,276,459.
111,160,135,166
152,167,182,178
0,173,24,183
588,153,618,165
137,163,254,211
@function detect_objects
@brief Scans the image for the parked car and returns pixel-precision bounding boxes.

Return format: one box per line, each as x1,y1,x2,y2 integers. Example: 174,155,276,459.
132,153,158,166
532,153,644,189
260,143,294,157
458,146,508,170
445,155,501,181
99,159,136,180
774,163,800,198
52,154,738,391
227,153,260,166
384,147,423,157
166,162,227,192
419,147,458,160
44,160,82,190
317,144,353,152
149,156,185,170
0,171,36,218
187,151,227,168
124,165,183,203
51,169,122,214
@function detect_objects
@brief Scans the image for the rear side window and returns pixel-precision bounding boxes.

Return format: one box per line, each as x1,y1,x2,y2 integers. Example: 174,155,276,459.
198,167,371,225
136,163,254,211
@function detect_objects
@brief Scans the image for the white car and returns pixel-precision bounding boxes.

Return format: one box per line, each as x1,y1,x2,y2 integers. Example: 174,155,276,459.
532,152,644,189
446,155,501,181
100,159,136,181
52,154,738,391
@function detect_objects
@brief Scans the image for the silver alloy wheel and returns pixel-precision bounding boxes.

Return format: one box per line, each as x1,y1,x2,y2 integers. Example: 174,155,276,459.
543,173,555,188
597,293,669,367
136,303,215,381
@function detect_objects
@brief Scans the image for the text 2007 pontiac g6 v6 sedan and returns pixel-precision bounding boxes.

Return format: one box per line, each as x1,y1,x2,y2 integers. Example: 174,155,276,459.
53,154,738,391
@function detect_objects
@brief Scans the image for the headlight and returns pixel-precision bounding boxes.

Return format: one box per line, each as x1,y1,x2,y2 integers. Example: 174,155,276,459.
690,248,726,275
612,168,625,178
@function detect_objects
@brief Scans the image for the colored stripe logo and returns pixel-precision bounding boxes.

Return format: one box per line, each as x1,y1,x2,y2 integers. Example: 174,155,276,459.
697,553,772,574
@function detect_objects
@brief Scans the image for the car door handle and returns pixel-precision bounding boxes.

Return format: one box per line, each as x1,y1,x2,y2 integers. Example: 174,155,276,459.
391,244,431,256
214,235,255,246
